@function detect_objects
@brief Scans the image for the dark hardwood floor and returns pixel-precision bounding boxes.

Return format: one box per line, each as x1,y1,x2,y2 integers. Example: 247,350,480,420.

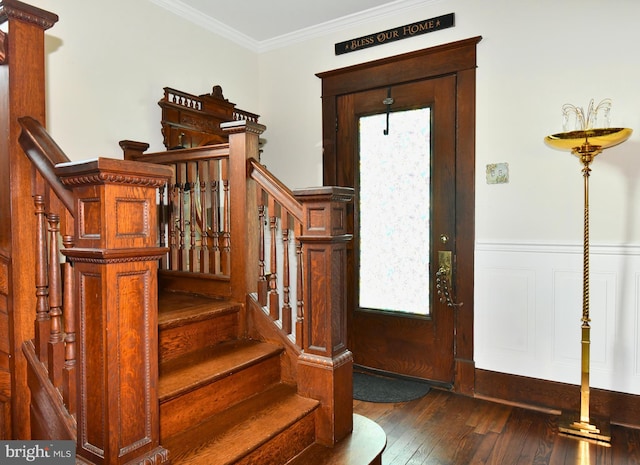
353,388,640,464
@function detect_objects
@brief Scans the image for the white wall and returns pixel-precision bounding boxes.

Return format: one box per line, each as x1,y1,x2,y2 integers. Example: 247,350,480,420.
23,0,640,395
28,0,259,158
256,0,640,395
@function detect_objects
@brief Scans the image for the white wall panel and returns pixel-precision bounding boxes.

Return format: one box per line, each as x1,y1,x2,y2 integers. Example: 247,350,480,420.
476,242,640,395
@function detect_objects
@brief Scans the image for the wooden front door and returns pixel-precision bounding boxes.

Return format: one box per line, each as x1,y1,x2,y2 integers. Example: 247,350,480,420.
318,37,480,392
337,76,456,384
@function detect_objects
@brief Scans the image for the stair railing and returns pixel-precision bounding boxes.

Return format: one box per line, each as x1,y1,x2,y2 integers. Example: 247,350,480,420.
18,116,173,465
120,140,236,298
18,117,77,422
124,119,357,446
248,159,304,346
245,157,356,447
2,0,355,459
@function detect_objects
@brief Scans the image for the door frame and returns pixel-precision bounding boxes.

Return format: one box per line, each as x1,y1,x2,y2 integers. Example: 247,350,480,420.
316,36,482,394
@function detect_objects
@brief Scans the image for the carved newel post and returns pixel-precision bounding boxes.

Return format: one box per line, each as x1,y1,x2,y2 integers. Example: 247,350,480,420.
56,158,173,465
294,186,354,446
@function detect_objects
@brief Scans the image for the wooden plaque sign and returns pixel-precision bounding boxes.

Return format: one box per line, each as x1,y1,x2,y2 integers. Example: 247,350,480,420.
334,13,454,55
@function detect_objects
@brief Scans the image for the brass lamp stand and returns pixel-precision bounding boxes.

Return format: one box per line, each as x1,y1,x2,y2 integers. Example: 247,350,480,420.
544,127,632,444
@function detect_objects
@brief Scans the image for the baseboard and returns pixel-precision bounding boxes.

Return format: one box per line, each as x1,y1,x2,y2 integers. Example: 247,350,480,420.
475,369,640,429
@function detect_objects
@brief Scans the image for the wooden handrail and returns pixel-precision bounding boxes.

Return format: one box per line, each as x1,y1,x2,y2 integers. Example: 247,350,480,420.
248,158,303,221
17,116,75,216
123,142,231,164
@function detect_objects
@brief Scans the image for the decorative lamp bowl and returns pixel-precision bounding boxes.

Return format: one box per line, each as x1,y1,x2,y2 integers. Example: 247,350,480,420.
544,127,632,152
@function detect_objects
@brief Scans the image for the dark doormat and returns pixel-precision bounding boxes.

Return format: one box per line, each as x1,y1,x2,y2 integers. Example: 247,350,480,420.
353,370,431,403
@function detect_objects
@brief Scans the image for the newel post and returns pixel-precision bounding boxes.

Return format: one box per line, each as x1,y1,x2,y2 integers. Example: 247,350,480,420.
0,0,59,438
294,186,354,446
221,120,266,307
56,158,173,465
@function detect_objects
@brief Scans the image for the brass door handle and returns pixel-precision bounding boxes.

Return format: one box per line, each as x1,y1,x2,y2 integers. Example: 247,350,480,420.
436,251,463,308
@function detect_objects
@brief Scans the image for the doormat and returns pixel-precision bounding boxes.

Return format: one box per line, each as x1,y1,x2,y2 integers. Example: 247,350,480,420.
353,370,431,403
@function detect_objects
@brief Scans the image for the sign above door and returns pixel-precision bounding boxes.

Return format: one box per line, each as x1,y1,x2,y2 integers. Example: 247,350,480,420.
334,13,454,55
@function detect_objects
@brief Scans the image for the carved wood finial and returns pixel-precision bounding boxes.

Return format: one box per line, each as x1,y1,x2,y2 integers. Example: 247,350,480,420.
210,85,226,101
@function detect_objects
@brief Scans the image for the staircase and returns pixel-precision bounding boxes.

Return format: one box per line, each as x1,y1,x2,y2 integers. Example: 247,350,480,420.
157,290,318,464
156,290,385,465
4,3,385,463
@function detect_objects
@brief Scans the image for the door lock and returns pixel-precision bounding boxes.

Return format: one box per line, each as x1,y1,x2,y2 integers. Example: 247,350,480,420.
436,251,463,308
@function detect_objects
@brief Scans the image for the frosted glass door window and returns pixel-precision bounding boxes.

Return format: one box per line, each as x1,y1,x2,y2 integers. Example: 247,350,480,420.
358,108,431,315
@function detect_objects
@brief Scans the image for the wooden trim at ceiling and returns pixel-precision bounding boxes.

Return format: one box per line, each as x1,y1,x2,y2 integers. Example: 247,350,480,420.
316,36,482,98
475,369,640,429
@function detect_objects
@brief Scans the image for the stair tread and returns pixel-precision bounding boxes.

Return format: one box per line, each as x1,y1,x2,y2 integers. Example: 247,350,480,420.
159,339,283,402
158,291,240,329
286,414,386,465
164,383,319,465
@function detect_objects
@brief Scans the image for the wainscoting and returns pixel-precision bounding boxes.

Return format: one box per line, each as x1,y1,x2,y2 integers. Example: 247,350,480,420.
474,241,640,396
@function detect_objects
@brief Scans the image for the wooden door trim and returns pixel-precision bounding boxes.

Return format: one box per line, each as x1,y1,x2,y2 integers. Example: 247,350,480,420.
317,36,481,395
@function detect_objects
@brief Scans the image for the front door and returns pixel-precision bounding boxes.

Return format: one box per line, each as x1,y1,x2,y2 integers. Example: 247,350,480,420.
336,76,457,384
318,37,480,392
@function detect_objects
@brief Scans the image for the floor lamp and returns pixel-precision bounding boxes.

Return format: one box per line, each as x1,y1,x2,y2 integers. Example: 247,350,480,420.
545,102,632,443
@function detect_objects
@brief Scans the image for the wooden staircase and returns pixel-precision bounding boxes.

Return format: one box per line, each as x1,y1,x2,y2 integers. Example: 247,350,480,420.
157,290,319,464
156,290,385,465
2,3,386,463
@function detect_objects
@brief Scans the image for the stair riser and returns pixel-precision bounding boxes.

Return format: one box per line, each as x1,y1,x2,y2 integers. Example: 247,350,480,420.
236,412,316,465
160,355,281,440
160,312,238,362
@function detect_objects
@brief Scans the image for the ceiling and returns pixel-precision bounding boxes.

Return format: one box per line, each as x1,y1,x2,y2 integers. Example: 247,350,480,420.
149,0,430,51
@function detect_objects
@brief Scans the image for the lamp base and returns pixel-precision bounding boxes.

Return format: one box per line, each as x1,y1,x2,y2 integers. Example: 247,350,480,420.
558,412,612,446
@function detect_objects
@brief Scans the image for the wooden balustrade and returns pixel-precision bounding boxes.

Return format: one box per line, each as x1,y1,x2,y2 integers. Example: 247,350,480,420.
3,0,357,459
20,117,173,464
251,161,305,346
22,113,80,420
121,141,235,299
248,159,355,445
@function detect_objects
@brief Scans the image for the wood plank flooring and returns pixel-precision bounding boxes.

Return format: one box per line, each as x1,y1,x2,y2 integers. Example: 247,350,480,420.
353,389,640,464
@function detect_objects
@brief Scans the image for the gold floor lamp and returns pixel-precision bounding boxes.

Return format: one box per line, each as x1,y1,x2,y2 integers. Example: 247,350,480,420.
544,99,632,444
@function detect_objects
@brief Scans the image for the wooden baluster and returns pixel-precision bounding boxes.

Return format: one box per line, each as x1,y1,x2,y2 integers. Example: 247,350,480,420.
177,163,187,271
210,159,221,274
199,160,209,273
169,169,179,271
188,161,198,272
296,234,304,348
34,194,50,362
47,213,64,387
177,181,185,270
257,189,267,306
62,235,76,416
281,215,292,335
220,158,230,275
158,183,168,269
268,197,279,320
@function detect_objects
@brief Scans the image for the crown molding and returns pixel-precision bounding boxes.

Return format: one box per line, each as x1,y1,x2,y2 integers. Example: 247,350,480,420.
148,0,260,51
148,0,442,53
